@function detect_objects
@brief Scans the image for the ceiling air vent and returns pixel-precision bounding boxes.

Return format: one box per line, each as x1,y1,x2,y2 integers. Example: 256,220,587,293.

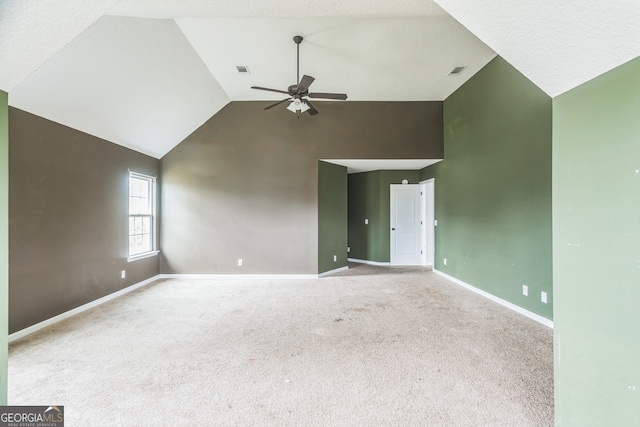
448,66,466,76
236,65,250,74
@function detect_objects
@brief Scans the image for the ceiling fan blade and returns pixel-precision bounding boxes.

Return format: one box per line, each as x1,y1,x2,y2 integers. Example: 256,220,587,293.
305,99,319,116
297,75,315,92
308,92,348,100
264,98,291,110
251,86,290,95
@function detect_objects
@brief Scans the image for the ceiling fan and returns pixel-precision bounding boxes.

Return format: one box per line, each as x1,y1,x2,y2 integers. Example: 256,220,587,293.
251,35,348,116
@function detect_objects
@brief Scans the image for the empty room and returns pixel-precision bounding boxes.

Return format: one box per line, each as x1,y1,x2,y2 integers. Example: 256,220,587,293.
1,1,639,426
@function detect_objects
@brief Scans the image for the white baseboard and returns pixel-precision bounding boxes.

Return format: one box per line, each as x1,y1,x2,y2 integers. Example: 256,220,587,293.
158,273,318,280
319,266,349,278
433,269,553,329
9,275,162,343
9,271,339,342
10,268,551,343
348,258,391,266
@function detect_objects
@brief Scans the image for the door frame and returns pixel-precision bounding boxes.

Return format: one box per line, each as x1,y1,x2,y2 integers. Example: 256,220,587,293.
420,178,435,267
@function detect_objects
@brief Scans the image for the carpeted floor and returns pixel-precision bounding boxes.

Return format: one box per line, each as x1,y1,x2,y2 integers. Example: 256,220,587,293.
9,264,553,426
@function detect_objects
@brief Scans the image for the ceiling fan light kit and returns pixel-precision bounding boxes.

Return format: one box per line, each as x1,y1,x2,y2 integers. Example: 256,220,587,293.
287,98,310,113
251,35,347,117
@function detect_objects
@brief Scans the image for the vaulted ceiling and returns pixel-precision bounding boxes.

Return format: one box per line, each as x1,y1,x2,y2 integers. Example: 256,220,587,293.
1,1,640,158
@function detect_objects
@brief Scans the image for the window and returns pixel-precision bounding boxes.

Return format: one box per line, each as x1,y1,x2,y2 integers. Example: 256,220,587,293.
128,172,157,261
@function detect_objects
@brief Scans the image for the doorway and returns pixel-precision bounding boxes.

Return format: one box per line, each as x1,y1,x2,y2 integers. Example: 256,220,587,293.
389,181,435,266
390,184,423,265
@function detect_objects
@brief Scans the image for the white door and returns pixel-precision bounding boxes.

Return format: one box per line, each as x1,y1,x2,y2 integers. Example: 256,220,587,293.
390,184,423,265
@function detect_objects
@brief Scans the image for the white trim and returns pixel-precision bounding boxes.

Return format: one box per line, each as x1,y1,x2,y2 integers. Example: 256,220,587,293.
348,258,390,266
433,269,553,329
9,274,162,343
419,178,435,267
8,268,552,345
127,250,159,263
128,171,158,258
319,266,349,278
158,273,318,280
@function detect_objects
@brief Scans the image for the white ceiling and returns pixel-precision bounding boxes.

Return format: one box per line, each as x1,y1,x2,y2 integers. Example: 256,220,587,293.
2,1,640,158
1,0,494,158
0,0,121,92
433,0,640,97
106,0,448,19
326,159,442,174
9,16,229,158
176,16,493,102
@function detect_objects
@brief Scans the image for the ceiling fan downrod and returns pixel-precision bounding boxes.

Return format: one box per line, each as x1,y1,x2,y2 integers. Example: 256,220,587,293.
293,35,303,86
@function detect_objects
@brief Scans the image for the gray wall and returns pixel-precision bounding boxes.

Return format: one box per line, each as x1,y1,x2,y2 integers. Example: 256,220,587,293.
160,101,443,274
9,108,160,333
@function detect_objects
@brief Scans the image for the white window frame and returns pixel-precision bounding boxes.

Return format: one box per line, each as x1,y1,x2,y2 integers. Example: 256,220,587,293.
128,171,159,262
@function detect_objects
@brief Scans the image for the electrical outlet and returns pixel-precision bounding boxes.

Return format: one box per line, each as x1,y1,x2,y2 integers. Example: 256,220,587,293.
522,285,528,296
443,258,447,266
541,291,548,303
365,219,368,225
333,255,337,262
347,246,350,253
121,270,126,279
434,219,438,226
238,259,243,266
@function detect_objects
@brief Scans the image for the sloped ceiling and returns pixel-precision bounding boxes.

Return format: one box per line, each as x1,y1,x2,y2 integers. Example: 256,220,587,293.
433,0,640,97
1,1,495,158
2,1,640,157
9,16,229,158
0,0,121,92
176,16,493,102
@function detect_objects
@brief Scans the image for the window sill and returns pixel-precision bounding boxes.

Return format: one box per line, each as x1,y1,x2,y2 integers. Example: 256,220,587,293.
127,250,160,263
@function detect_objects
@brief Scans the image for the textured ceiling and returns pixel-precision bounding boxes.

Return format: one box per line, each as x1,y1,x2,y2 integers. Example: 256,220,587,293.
176,17,494,102
326,159,442,174
433,0,640,97
9,16,229,158
2,1,639,158
0,0,121,92
107,0,448,19
3,1,494,158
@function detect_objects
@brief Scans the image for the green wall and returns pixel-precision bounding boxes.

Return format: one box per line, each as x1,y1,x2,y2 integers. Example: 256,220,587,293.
318,161,348,274
553,56,640,426
420,56,553,319
0,91,8,404
348,170,420,262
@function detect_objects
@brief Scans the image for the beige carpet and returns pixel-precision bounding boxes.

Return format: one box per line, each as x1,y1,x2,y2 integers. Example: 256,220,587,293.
9,264,553,426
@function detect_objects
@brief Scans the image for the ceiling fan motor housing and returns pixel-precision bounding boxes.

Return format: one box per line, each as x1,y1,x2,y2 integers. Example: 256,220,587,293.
288,85,306,96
